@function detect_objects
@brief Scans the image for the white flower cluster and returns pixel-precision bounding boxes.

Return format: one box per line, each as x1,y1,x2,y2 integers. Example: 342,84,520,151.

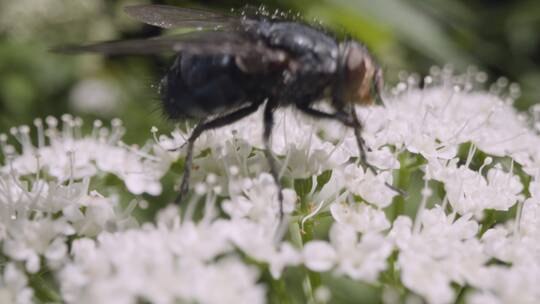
0,115,169,302
1,68,540,304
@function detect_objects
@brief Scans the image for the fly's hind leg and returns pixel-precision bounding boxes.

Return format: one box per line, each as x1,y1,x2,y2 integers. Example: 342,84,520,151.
174,102,261,204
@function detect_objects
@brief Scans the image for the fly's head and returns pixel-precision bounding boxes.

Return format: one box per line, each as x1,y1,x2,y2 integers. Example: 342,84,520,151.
337,41,383,106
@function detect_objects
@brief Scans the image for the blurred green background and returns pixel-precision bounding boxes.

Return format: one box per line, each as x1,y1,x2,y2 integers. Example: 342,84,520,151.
1,0,539,139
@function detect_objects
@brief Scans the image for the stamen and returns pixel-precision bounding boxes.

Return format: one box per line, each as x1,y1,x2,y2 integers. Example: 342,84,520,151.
18,125,34,153
437,120,469,147
117,141,160,162
33,119,45,148
437,86,456,116
465,144,477,168
441,194,449,212
479,157,492,176
150,126,160,145
45,116,60,146
322,124,346,163
61,114,75,146
123,199,139,220
507,159,515,185
8,162,32,201
413,179,432,234
34,152,41,181
278,148,291,180
183,193,199,223
68,149,75,186
229,133,248,176
486,130,527,146
466,108,495,136
0,133,8,157
514,199,524,236
109,118,125,144
202,180,218,224
74,117,83,139
91,120,103,139
307,175,318,198
9,127,23,148
301,199,326,234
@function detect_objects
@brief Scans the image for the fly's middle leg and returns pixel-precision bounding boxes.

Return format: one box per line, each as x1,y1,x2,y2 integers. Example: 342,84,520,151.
263,100,285,220
174,102,261,204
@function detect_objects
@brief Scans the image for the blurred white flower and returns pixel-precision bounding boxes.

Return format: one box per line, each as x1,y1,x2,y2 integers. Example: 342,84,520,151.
70,78,121,115
303,241,336,272
60,215,266,304
0,263,33,304
0,0,106,40
1,115,171,195
426,158,523,215
330,201,390,233
342,163,396,208
2,69,540,303
390,208,489,304
304,223,392,282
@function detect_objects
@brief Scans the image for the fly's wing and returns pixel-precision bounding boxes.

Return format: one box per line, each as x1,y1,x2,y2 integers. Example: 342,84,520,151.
53,5,295,72
123,5,239,29
52,30,290,73
53,31,250,55
53,4,264,56
122,4,295,29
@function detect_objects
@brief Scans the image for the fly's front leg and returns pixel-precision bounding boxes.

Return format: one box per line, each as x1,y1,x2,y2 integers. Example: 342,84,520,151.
349,107,407,196
297,103,375,172
349,107,377,174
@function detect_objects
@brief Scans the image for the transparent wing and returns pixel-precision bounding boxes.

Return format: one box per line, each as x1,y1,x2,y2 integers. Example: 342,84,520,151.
123,4,238,29
51,30,288,65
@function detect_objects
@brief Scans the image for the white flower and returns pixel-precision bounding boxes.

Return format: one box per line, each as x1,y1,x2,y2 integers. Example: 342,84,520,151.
223,173,297,224
0,263,34,304
70,78,121,115
330,201,390,233
366,146,400,170
60,221,266,304
303,241,337,272
466,291,502,304
342,164,396,208
222,219,301,278
391,208,490,304
304,224,392,282
3,68,540,303
470,265,540,304
331,224,392,282
426,158,523,215
3,216,73,273
2,116,170,195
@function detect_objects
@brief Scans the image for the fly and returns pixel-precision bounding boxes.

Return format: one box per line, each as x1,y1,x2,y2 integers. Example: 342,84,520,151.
54,5,404,218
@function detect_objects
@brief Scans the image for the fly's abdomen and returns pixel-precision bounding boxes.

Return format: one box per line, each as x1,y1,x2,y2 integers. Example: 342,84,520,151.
160,54,249,119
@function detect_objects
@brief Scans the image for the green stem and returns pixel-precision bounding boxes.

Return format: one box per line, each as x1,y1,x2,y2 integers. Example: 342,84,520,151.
267,268,292,304
480,209,497,236
454,285,468,304
28,271,62,303
291,219,320,304
391,152,411,220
